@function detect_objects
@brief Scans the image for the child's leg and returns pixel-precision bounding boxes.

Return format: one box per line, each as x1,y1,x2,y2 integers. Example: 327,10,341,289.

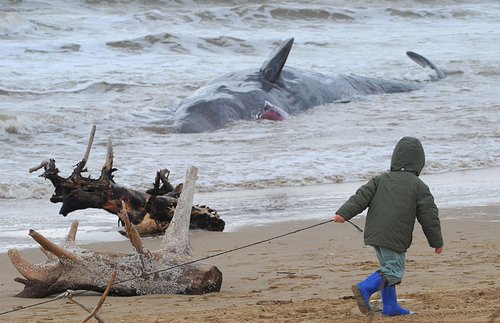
373,246,413,316
373,246,405,285
351,270,383,315
381,284,413,316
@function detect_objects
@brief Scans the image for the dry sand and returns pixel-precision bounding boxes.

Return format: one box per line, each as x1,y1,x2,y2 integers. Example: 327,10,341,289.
0,205,499,322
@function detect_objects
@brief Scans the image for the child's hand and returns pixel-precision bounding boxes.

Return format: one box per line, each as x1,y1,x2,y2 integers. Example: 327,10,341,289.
333,214,346,223
435,247,443,254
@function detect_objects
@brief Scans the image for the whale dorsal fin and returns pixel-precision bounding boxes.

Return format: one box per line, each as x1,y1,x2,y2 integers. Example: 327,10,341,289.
406,51,446,80
259,38,294,83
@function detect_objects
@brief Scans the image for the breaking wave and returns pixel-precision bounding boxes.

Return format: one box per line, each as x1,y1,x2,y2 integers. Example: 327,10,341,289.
386,7,483,19
0,182,52,200
0,114,41,137
0,12,37,37
268,7,355,21
107,32,188,52
107,32,259,55
0,81,146,96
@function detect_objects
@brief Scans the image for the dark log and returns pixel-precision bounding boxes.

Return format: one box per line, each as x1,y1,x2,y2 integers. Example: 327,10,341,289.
9,166,223,298
30,127,224,235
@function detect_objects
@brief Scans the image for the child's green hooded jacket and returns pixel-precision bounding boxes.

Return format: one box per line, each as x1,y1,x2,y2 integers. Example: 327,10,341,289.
336,137,443,253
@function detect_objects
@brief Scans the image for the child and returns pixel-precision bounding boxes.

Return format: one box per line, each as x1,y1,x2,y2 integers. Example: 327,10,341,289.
333,136,443,316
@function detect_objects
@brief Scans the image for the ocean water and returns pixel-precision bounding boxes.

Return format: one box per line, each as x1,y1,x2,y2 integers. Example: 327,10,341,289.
1,0,499,252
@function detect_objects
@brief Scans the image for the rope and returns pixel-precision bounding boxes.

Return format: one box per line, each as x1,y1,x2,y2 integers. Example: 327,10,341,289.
125,218,335,283
0,218,337,316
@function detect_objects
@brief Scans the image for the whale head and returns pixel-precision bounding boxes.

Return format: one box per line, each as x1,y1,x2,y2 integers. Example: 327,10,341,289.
173,92,247,133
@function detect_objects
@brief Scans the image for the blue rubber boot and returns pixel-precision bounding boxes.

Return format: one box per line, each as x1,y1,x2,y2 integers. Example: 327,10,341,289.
351,271,383,315
381,285,414,316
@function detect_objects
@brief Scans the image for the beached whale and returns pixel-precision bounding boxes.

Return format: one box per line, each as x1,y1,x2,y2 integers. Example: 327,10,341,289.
172,38,444,133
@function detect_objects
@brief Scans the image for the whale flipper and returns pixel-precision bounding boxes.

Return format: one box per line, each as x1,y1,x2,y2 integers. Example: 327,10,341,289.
259,38,294,83
406,51,446,79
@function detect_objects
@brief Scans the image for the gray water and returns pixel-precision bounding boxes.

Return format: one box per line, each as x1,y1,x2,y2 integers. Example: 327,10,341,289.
1,0,499,251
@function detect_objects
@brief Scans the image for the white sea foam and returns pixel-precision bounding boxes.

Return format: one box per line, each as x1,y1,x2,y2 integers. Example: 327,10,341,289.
0,12,37,37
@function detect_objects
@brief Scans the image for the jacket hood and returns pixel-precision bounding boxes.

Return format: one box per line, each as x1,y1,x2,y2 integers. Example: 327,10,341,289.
390,137,425,176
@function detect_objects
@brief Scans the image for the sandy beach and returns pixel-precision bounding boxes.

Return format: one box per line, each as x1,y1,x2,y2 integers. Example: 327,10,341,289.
1,1,499,322
0,203,499,323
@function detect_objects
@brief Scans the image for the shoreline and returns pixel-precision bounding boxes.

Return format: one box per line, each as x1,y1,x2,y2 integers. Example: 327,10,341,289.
1,203,499,322
3,165,498,253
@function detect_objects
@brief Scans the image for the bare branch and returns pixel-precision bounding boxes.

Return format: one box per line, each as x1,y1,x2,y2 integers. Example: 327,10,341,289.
83,125,96,165
161,166,197,255
146,168,174,196
159,168,170,182
65,221,79,248
7,249,59,281
74,125,97,174
105,138,113,170
100,137,114,180
29,230,78,262
81,271,116,323
39,247,55,259
60,290,105,323
118,202,149,256
29,160,50,173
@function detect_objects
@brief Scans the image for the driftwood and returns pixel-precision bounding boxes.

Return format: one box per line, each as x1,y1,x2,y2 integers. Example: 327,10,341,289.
56,271,116,323
30,126,224,236
9,166,223,298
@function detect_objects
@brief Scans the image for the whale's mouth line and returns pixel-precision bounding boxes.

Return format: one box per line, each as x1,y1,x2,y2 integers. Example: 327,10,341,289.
256,101,289,121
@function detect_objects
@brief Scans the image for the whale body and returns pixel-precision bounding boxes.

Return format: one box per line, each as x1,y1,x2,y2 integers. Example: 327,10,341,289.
172,38,444,133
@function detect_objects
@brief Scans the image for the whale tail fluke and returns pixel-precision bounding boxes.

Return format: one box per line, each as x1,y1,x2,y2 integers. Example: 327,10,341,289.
406,51,446,80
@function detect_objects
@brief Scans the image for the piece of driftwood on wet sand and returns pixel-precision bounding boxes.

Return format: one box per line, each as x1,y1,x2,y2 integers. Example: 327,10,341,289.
8,166,223,298
29,125,225,236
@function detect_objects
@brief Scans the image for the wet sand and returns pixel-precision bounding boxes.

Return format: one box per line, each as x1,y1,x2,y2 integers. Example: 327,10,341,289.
0,204,499,322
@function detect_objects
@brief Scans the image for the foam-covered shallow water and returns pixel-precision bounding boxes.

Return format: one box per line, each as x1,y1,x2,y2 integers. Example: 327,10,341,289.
1,167,499,253
1,0,499,251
